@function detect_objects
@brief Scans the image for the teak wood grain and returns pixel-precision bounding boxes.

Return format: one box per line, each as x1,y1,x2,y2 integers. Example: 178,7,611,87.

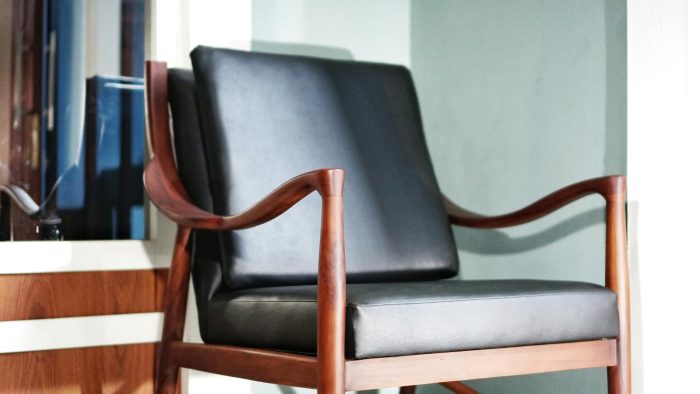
164,340,614,392
0,269,167,321
345,340,617,391
444,175,625,228
0,343,156,393
145,59,630,393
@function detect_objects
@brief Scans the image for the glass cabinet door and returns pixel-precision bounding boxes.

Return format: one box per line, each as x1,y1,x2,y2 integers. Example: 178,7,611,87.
1,0,148,241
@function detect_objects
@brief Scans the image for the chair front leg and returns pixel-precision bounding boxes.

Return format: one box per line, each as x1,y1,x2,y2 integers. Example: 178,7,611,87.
156,226,192,394
316,187,347,394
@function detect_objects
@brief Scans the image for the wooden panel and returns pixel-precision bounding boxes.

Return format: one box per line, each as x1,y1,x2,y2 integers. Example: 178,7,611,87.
155,268,168,309
0,269,168,321
0,343,155,393
345,339,617,391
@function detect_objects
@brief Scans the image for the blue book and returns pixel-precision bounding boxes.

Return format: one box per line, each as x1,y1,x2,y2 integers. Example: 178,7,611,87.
85,75,145,240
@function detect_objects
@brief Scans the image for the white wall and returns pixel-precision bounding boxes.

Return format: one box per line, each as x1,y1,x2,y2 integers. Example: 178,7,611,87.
151,0,251,68
251,0,410,66
150,1,253,392
628,0,700,392
85,0,121,77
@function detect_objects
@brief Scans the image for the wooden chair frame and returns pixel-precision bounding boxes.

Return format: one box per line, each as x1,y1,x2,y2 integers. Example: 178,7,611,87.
144,61,630,394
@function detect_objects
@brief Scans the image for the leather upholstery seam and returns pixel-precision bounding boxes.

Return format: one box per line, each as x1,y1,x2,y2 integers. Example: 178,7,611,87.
347,291,615,307
212,291,614,307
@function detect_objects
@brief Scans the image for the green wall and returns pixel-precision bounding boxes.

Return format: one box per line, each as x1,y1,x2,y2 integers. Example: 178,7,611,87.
250,1,626,393
411,1,627,284
411,3,625,391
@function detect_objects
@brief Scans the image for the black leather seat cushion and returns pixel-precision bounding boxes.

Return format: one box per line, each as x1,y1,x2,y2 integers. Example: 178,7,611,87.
204,279,619,359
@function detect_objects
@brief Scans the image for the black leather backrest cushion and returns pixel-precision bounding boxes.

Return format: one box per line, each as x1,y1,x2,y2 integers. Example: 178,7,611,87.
168,69,213,209
190,46,459,290
168,69,224,335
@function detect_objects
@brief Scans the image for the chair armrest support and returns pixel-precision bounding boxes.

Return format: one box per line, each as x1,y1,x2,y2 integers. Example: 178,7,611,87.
445,175,630,392
146,60,347,392
145,157,347,392
144,158,344,231
444,175,626,228
143,61,344,232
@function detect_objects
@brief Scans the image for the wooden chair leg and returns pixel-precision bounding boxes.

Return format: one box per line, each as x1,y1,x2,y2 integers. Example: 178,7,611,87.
440,381,480,394
605,189,631,394
607,330,631,394
399,386,416,394
316,190,347,394
155,226,192,394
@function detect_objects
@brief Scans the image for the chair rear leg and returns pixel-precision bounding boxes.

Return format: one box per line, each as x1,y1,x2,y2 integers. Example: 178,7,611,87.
155,363,180,394
399,386,416,394
156,227,192,394
607,289,631,394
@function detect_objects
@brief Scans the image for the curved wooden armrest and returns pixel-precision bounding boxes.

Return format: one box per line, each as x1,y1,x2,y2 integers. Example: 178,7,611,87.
145,159,344,231
143,61,344,232
0,184,41,217
444,175,626,228
445,175,631,390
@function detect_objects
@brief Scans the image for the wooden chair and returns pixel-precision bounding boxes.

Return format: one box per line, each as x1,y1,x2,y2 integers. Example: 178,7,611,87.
144,47,630,394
